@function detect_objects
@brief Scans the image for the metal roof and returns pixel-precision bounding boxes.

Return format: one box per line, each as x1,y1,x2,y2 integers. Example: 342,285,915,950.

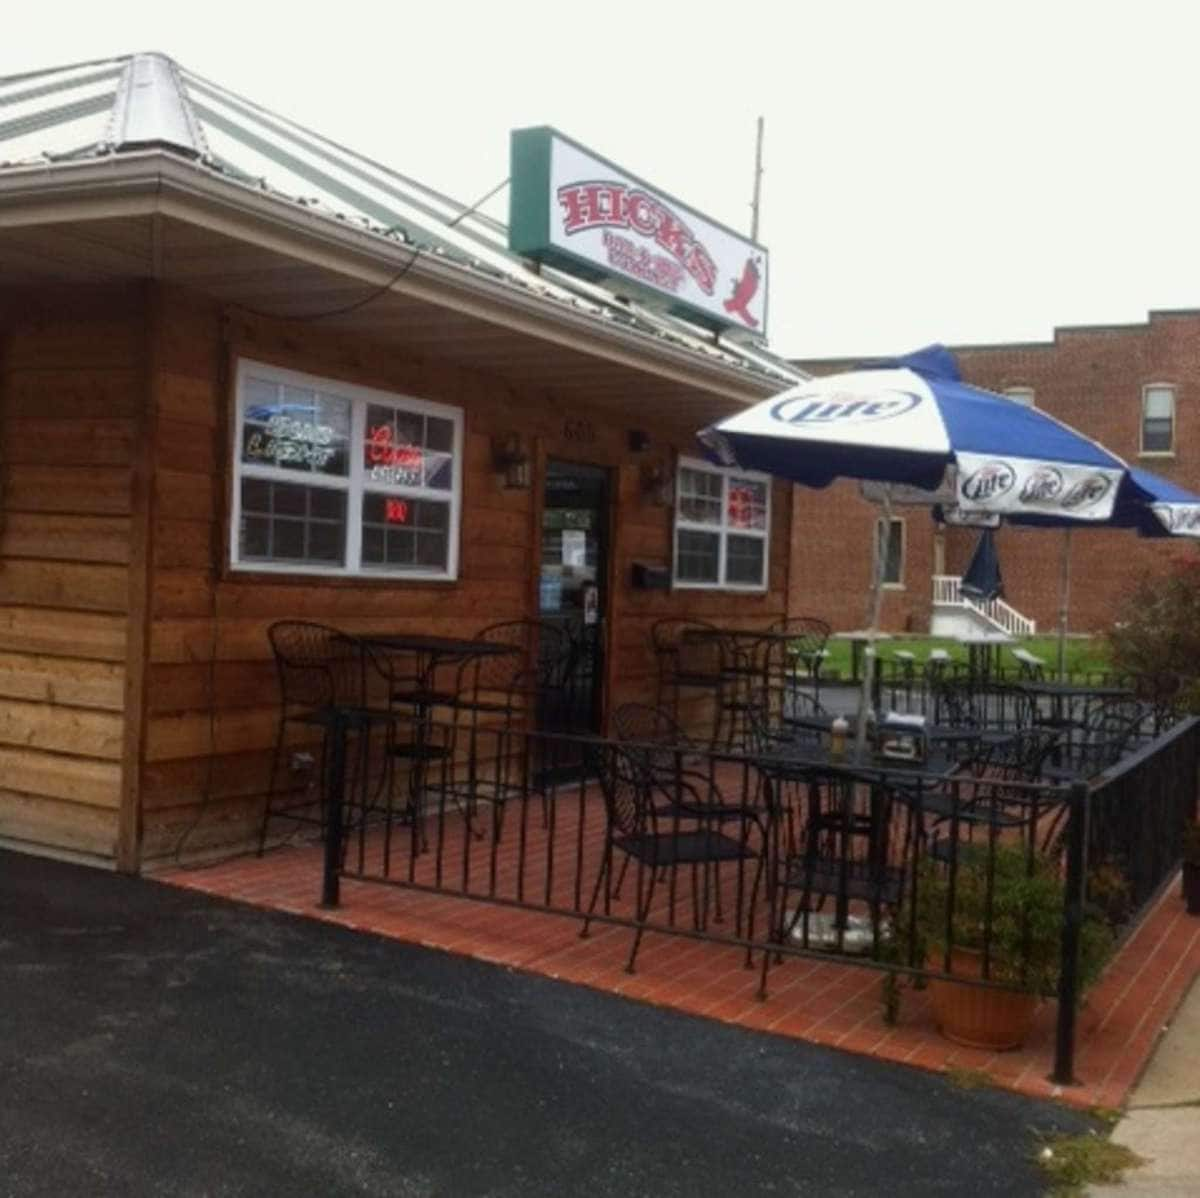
0,52,800,387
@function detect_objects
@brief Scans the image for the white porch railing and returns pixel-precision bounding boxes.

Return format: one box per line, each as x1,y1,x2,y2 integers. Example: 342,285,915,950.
931,574,1037,637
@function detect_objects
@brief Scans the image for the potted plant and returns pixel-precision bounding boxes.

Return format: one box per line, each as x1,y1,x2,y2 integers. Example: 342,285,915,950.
1183,823,1200,915
903,842,1113,1051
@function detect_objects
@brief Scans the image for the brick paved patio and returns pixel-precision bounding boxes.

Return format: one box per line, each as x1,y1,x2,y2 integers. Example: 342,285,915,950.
159,803,1200,1113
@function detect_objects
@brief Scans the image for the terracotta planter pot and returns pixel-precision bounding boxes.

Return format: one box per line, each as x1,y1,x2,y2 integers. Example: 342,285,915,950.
926,947,1039,1051
1184,863,1200,915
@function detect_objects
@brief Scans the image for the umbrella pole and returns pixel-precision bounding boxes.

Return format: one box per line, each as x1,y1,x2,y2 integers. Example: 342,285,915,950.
855,489,892,756
1057,527,1072,682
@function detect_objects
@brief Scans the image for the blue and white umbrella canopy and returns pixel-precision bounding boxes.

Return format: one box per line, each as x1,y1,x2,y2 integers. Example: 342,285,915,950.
701,345,1146,524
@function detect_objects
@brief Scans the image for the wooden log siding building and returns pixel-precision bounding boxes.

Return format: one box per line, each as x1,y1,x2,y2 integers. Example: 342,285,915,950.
0,55,800,871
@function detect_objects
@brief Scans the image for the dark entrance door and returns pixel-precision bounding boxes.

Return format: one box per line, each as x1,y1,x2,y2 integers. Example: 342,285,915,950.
537,461,608,759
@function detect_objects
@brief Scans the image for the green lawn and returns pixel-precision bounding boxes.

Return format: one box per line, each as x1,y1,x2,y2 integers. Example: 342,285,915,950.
820,634,1110,680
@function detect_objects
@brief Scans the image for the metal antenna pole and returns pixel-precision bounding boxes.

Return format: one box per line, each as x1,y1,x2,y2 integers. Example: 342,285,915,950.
750,116,764,240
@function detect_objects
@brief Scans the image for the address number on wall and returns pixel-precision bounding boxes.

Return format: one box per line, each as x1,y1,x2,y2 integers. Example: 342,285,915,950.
562,417,597,443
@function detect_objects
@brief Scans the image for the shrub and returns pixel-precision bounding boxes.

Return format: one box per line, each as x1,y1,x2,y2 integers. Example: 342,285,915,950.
903,842,1113,998
1108,555,1200,712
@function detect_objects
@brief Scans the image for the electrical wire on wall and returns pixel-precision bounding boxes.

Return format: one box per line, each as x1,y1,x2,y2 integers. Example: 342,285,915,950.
172,347,229,867
233,177,509,325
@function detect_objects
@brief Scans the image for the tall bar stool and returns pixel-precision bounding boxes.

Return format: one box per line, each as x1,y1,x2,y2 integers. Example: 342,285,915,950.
650,619,727,743
260,620,390,855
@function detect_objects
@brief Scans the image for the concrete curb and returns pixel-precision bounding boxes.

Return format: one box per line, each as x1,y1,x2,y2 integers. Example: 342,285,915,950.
1088,972,1200,1195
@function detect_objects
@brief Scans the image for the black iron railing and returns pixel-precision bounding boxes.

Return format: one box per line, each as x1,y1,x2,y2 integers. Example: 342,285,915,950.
313,708,1197,1087
1085,715,1200,930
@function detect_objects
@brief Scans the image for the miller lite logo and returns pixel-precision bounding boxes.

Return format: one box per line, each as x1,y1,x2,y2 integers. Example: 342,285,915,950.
1156,504,1200,532
961,461,1016,503
1061,474,1112,510
771,389,921,426
1019,466,1064,503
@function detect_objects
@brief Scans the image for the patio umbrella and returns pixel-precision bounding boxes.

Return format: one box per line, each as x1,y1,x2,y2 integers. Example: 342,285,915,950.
960,528,1004,603
700,345,1155,752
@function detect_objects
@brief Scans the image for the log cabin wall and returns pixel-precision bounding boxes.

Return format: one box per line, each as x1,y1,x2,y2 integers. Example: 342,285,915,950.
1,283,792,870
0,286,146,866
139,287,792,867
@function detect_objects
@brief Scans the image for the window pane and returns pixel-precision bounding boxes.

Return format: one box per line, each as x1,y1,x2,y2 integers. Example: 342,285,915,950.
238,479,347,567
675,529,720,583
1144,387,1174,419
1143,418,1173,452
878,520,903,584
728,479,768,530
240,384,350,477
678,466,722,525
426,416,454,453
361,492,450,573
363,403,458,490
725,534,765,585
236,365,461,580
241,386,350,477
1004,387,1035,408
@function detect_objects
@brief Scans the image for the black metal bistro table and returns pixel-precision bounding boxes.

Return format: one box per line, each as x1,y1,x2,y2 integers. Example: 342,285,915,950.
681,627,810,749
1018,678,1133,730
348,633,521,848
754,737,969,948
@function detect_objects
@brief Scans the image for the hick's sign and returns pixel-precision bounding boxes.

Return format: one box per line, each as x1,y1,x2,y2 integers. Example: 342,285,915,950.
509,127,769,337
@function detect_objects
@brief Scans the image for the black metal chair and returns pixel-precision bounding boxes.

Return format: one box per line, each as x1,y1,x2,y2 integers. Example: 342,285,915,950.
1044,696,1155,784
767,616,832,705
582,742,768,974
758,761,911,994
923,727,1066,862
650,619,727,740
260,620,392,855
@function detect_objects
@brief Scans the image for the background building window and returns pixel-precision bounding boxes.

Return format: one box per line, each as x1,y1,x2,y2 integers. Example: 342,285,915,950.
232,360,462,578
877,517,905,586
673,458,770,590
1003,386,1036,408
1141,384,1176,454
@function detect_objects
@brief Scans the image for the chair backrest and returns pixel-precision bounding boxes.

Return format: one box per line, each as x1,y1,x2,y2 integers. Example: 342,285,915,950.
650,618,724,680
477,620,574,690
267,621,364,711
974,683,1036,731
612,702,699,780
612,702,693,747
595,743,653,840
767,616,832,659
931,676,980,728
1073,696,1153,775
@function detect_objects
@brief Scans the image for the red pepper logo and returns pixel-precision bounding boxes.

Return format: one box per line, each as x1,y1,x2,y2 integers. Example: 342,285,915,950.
723,256,762,328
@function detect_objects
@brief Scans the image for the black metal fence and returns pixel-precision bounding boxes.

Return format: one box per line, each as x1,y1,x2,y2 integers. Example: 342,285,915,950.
1086,715,1200,930
314,708,1198,1087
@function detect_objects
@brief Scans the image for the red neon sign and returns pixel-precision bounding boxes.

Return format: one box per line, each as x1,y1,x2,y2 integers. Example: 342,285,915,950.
385,499,410,524
367,425,423,470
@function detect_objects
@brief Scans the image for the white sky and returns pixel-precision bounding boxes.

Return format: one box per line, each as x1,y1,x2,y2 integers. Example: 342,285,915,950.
6,0,1200,359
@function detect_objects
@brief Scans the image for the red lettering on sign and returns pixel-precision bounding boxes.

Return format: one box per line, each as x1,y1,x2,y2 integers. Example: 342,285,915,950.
367,426,423,470
385,499,409,524
556,181,718,296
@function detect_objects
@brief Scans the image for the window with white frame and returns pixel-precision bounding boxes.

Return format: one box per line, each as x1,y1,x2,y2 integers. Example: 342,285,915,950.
231,360,462,578
877,517,905,586
673,458,770,589
1003,386,1036,408
1141,384,1176,454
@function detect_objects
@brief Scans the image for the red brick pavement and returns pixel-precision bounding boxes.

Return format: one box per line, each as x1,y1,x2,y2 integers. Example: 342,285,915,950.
159,805,1200,1113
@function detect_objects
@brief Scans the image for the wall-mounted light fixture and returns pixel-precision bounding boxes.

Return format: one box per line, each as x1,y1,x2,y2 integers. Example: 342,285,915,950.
640,458,674,507
492,432,531,490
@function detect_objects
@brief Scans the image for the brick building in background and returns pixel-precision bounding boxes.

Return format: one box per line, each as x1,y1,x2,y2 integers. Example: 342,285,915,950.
793,309,1199,636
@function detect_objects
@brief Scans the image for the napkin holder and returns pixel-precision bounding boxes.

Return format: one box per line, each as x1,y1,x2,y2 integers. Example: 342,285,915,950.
875,712,928,763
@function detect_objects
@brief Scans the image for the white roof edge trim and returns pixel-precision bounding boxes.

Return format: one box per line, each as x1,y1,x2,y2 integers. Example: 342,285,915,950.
0,152,781,401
